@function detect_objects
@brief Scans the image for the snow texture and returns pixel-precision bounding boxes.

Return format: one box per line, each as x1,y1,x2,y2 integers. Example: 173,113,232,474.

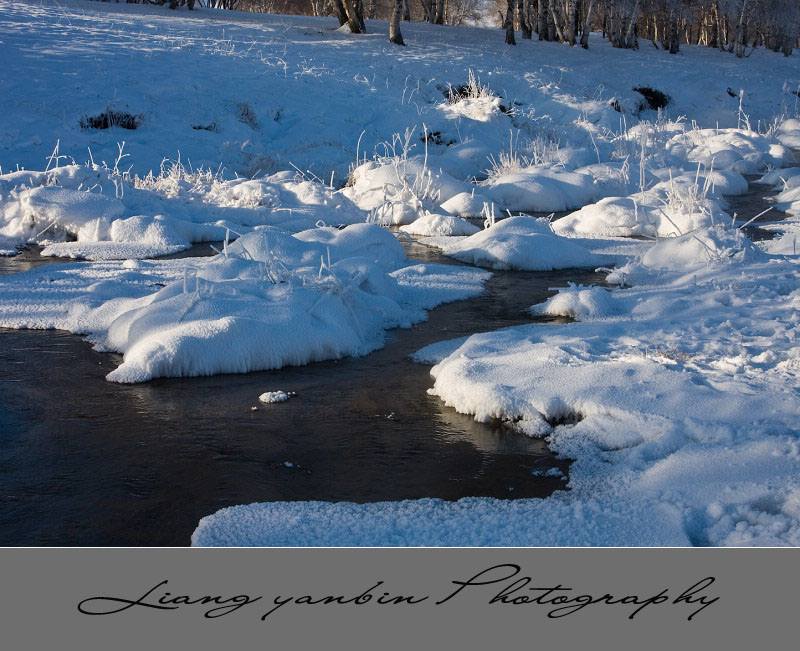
1,1,799,547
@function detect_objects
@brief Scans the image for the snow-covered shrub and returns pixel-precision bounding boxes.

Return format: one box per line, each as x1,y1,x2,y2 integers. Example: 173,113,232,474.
343,127,472,225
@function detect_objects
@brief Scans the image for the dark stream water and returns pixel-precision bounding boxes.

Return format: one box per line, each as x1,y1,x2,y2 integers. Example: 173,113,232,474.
0,179,785,546
0,238,608,546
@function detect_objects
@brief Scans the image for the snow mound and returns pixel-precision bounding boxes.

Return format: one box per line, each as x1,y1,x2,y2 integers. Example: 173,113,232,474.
554,196,660,238
573,162,659,197
93,225,425,382
342,157,471,225
775,118,800,149
1,186,124,241
0,165,368,256
554,171,734,239
399,212,480,237
534,284,621,319
440,216,604,270
666,128,795,174
640,225,764,271
440,191,491,218
482,167,597,213
208,173,366,230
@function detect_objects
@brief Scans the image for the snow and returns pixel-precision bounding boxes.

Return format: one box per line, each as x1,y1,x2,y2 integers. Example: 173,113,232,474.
0,224,490,382
435,215,606,270
482,167,599,213
419,228,800,546
259,391,294,403
553,169,743,239
439,191,491,218
1,0,799,547
398,212,480,237
665,128,795,174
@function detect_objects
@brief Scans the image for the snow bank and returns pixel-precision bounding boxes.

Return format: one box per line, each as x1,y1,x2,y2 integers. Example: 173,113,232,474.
342,157,471,225
399,212,480,237
0,224,490,383
554,169,736,238
666,128,795,174
759,168,800,216
0,164,368,258
775,118,800,149
482,167,598,213
422,237,800,545
192,497,689,547
438,216,604,270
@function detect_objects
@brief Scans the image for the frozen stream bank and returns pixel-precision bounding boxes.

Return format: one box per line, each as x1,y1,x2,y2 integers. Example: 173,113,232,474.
0,237,605,545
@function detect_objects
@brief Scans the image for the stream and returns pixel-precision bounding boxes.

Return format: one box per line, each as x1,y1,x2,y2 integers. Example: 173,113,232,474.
0,180,787,546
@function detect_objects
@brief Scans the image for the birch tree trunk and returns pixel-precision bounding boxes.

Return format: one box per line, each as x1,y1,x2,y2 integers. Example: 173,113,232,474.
624,0,641,49
390,0,405,44
549,0,566,42
579,0,596,48
734,0,748,58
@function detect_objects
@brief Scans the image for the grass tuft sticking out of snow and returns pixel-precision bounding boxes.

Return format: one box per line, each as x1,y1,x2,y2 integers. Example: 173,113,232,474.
445,69,495,104
80,108,142,131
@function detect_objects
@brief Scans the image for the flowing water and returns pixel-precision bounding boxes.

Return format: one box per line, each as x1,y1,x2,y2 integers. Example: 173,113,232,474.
0,239,607,546
0,180,786,546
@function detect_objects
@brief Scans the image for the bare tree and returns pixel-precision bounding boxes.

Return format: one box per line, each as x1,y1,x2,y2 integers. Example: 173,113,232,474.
505,0,517,43
390,0,405,43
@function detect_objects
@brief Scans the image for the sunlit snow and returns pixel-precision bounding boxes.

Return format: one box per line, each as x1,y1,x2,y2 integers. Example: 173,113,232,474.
1,0,798,547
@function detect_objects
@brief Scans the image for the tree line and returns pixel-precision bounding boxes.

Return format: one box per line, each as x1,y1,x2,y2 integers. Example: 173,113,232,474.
110,0,800,55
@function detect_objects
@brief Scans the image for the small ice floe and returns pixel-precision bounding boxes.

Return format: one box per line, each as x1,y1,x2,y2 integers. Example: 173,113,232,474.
258,390,296,404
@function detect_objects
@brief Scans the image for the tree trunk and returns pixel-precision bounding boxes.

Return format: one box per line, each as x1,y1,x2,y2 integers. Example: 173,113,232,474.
734,0,748,58
505,0,517,44
435,0,445,24
518,0,532,39
538,0,548,40
579,0,595,48
666,7,680,54
419,0,435,23
624,0,641,49
549,0,565,43
390,0,405,44
330,0,349,28
565,0,577,45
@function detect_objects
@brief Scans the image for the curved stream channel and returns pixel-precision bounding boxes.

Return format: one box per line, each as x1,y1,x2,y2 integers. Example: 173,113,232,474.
0,180,787,546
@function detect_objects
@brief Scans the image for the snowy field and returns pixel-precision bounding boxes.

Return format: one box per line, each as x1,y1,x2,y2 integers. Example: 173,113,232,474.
1,0,800,546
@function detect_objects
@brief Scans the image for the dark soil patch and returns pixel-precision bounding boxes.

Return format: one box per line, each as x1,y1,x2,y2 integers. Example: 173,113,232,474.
633,87,670,110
